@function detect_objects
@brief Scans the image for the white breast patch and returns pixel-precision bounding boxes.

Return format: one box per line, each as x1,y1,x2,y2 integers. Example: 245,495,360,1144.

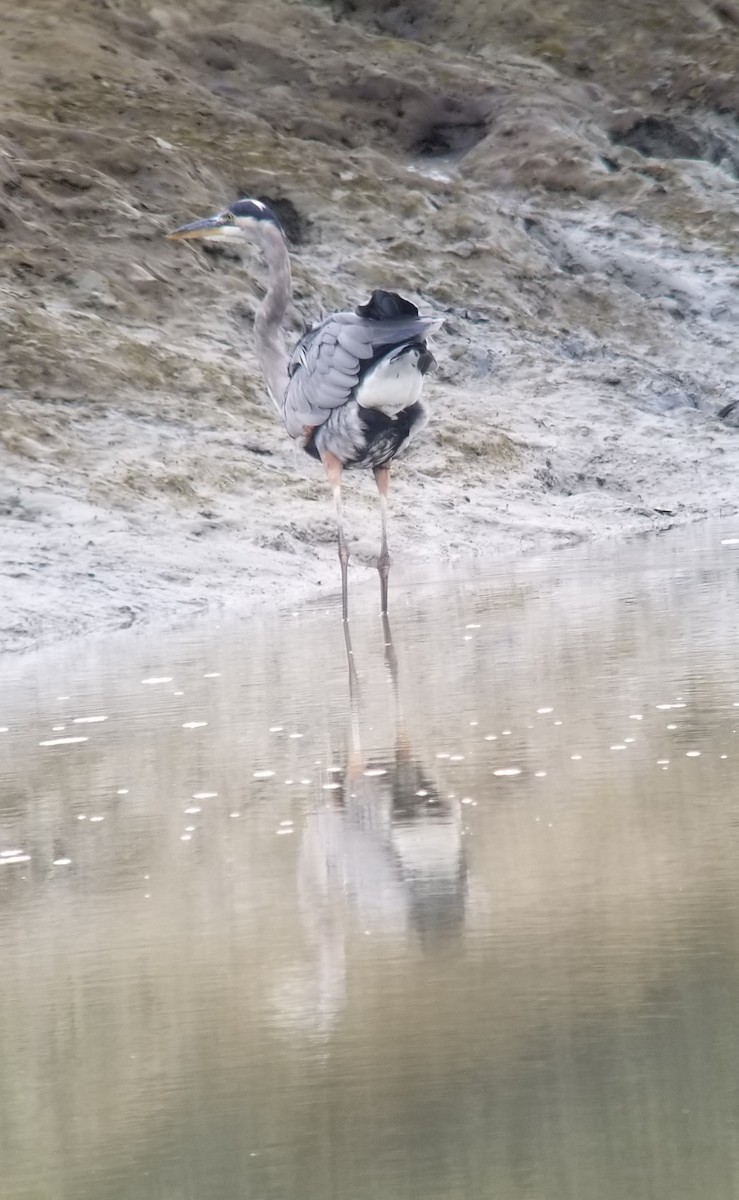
355,348,424,417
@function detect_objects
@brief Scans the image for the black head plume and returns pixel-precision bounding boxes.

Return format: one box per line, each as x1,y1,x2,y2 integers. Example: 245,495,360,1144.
356,290,420,320
228,198,281,226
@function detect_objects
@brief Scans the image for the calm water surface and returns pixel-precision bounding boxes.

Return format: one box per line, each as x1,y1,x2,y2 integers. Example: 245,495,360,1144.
3,525,739,1200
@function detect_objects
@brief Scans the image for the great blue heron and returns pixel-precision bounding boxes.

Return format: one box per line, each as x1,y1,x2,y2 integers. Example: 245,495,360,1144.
167,198,443,619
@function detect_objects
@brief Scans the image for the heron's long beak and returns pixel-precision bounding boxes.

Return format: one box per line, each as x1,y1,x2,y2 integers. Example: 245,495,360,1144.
167,215,240,241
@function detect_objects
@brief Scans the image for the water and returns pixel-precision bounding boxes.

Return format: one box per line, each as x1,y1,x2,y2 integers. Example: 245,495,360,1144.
3,524,739,1200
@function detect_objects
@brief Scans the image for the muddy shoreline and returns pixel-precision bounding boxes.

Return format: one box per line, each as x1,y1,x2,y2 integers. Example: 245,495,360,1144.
2,0,738,654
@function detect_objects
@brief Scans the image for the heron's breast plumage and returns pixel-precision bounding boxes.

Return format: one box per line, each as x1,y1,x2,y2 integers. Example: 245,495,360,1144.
355,343,429,417
301,332,433,467
304,399,428,468
282,300,441,444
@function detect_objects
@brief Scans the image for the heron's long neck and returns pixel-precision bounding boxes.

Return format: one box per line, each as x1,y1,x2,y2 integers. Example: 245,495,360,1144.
254,223,291,409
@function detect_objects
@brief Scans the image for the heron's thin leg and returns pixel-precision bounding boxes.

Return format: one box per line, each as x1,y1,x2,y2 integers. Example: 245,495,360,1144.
322,450,350,623
373,464,391,616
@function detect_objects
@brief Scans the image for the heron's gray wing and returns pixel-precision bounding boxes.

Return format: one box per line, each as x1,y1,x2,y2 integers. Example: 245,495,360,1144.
282,310,442,439
283,313,365,437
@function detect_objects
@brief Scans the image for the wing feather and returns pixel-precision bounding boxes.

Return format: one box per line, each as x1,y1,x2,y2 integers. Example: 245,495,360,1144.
282,309,441,439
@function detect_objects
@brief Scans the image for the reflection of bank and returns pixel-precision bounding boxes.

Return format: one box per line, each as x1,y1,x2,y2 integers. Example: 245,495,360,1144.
297,615,467,1029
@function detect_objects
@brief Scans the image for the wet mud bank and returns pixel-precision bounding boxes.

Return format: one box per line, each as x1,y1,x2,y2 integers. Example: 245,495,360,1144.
1,0,738,652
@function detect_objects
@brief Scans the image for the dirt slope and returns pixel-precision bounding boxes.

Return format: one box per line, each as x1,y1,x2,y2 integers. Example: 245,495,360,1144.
1,0,738,651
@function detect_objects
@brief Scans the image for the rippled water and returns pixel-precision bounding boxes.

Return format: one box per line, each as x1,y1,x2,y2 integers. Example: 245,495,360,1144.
3,524,739,1199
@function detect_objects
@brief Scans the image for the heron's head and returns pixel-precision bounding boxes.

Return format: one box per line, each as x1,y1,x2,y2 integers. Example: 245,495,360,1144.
167,198,282,244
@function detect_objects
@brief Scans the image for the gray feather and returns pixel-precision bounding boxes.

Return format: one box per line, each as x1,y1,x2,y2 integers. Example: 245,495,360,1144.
331,345,360,374
283,309,441,438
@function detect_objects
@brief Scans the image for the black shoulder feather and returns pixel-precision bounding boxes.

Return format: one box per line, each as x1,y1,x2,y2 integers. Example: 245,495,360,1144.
355,290,419,320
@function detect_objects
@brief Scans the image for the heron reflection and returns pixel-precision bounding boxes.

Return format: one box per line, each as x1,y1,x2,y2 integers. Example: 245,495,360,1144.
298,615,467,974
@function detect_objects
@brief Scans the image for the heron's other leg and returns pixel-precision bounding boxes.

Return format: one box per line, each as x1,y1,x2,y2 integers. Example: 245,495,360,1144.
321,450,350,623
373,464,391,616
